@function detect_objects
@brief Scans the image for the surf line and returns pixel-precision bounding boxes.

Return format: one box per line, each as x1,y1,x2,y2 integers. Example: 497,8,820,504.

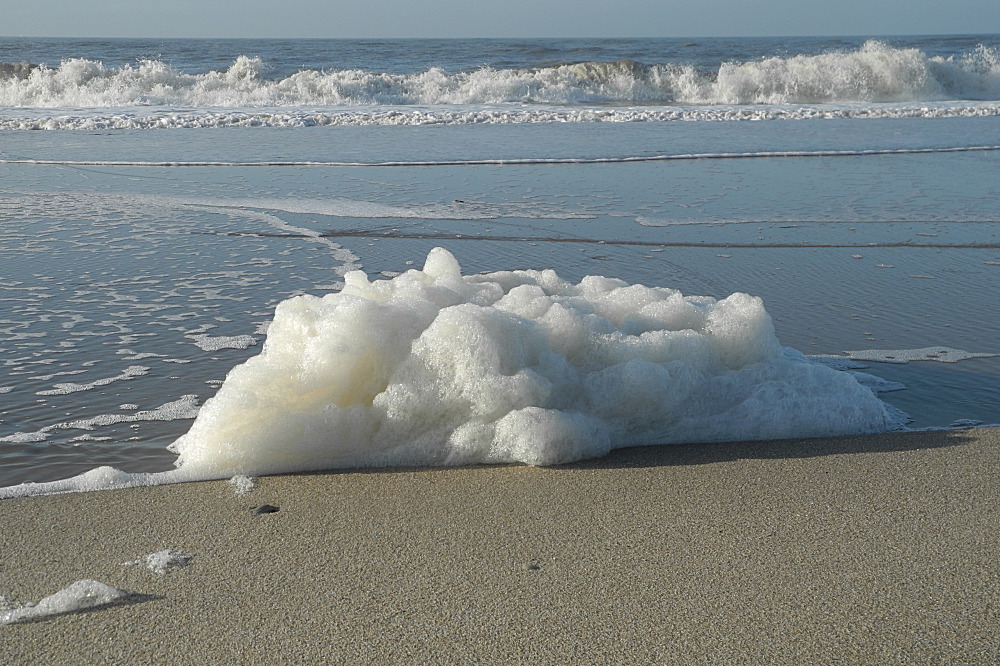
3,145,1000,168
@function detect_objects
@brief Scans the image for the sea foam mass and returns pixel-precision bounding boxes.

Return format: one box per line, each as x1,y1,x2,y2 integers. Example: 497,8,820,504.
0,248,905,497
172,249,903,473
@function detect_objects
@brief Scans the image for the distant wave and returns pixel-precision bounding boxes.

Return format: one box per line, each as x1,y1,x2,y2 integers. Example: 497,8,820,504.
2,41,998,110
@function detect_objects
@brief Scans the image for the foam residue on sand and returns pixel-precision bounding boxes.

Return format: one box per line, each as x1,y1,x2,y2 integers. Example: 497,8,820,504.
228,475,256,495
125,549,194,575
0,580,132,625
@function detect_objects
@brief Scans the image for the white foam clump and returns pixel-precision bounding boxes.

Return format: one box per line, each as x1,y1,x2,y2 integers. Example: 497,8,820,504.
228,474,256,495
163,247,901,478
0,580,131,625
125,549,193,575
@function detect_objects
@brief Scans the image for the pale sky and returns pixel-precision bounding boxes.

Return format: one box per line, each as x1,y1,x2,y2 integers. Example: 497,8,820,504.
3,0,999,39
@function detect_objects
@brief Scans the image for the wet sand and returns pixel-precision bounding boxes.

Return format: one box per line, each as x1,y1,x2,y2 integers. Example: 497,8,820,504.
2,428,998,664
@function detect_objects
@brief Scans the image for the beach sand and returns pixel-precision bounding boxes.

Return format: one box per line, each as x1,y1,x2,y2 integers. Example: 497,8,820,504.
2,428,997,664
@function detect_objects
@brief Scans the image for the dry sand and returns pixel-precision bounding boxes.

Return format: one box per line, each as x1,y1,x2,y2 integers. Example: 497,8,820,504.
1,428,997,664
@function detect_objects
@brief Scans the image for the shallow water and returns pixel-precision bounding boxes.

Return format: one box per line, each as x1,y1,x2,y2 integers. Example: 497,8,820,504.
2,116,998,486
3,31,1000,486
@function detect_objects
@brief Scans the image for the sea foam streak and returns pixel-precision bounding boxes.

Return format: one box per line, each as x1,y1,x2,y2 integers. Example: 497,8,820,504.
0,248,903,497
2,103,998,130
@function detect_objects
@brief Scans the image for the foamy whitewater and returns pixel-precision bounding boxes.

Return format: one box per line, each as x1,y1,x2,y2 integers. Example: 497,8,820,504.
1,37,998,129
0,249,903,497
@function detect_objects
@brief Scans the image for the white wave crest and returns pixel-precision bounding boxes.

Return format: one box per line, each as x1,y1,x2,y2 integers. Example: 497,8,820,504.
707,40,994,104
2,42,998,111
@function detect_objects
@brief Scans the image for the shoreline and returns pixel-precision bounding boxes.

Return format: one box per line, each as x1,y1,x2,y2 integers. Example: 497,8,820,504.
2,428,998,663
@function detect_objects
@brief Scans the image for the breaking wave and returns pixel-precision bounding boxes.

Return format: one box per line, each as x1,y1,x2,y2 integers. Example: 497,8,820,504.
2,41,998,110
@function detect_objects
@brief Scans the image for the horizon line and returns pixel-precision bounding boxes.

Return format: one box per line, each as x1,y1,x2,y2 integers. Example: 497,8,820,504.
3,31,997,41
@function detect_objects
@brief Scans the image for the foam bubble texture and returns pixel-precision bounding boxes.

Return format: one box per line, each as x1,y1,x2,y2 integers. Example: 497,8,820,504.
167,248,903,477
126,549,194,575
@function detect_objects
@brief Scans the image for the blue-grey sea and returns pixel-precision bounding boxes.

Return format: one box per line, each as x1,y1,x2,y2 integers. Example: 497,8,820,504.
2,35,999,487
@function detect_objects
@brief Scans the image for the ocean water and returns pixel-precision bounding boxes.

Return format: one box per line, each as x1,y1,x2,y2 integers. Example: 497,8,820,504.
1,35,999,491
